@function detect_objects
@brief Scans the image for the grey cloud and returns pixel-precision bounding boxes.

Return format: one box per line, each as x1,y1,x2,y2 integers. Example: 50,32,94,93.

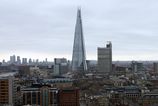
0,0,158,60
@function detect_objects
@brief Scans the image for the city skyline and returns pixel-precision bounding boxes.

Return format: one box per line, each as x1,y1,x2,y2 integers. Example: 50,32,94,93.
0,0,158,61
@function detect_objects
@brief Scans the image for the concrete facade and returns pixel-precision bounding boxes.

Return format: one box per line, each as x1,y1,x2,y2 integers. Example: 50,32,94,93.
97,42,112,73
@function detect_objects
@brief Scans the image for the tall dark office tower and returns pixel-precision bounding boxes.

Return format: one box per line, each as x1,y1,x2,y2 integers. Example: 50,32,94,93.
71,9,87,71
98,42,112,74
17,56,21,64
10,55,16,64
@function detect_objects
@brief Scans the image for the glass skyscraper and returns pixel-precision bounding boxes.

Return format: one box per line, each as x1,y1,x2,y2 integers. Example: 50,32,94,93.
71,9,87,71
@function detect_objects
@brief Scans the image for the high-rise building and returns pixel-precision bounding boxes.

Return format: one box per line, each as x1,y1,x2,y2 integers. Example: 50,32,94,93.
28,58,32,64
97,42,112,73
22,58,27,65
10,55,16,64
71,9,87,72
36,59,39,63
2,59,5,64
54,58,69,75
17,56,21,65
45,58,48,63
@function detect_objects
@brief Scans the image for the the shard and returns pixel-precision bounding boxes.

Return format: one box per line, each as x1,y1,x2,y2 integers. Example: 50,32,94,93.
71,9,87,71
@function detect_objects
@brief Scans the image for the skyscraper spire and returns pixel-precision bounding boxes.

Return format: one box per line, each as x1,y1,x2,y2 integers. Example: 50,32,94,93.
71,8,87,71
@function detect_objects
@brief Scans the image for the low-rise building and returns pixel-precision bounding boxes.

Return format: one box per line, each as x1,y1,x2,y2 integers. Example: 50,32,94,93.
141,91,158,106
22,85,58,106
22,84,79,106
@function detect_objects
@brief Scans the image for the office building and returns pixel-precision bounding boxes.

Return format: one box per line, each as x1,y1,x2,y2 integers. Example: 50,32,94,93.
54,58,69,75
10,55,16,64
97,42,112,73
71,9,87,72
28,58,32,64
17,56,21,65
131,61,144,72
22,58,27,65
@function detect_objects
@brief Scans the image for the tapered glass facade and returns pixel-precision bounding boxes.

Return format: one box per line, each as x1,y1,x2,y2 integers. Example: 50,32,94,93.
71,9,87,71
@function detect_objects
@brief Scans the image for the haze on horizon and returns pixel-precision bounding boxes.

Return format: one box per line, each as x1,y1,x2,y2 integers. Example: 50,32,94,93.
0,0,158,61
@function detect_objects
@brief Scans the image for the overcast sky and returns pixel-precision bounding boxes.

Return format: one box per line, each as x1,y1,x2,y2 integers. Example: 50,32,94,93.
0,0,158,61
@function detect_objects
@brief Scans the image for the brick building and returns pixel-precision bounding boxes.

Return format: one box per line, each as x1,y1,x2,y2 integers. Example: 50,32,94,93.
59,88,79,106
22,84,79,106
0,76,13,106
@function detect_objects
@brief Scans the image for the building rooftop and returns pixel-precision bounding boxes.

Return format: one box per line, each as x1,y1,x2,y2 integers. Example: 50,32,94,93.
0,72,17,77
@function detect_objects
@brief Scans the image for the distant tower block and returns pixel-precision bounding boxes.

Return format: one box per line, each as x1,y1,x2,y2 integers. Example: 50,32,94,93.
98,42,112,73
71,9,87,71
